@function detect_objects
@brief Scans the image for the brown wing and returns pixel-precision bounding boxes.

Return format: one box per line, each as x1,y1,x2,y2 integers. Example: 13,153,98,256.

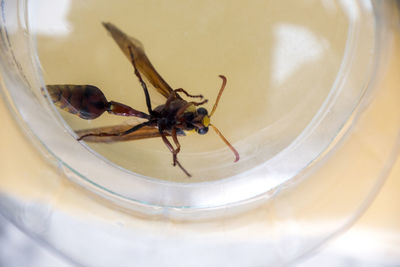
76,124,160,142
102,22,175,99
75,124,185,143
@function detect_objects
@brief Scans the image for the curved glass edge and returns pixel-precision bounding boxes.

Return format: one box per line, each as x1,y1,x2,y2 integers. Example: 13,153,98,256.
287,2,400,264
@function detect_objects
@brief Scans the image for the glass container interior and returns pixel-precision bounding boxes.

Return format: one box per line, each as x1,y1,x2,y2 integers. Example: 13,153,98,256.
36,0,350,183
0,0,388,213
2,1,400,266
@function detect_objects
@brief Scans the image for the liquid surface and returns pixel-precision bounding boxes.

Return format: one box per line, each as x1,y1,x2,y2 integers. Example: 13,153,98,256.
35,0,348,181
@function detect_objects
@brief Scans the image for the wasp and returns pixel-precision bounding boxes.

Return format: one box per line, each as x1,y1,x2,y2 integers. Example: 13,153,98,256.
46,22,239,177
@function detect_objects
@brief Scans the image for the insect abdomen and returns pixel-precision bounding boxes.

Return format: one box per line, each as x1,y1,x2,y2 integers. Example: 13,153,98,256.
46,85,109,120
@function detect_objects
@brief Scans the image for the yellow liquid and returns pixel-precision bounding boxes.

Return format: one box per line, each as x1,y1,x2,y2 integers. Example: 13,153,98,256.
37,0,348,181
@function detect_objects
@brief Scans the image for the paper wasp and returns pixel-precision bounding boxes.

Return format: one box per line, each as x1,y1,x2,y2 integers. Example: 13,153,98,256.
46,22,239,177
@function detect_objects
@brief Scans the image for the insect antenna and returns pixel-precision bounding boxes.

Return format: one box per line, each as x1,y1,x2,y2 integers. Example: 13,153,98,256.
209,75,227,117
210,124,240,162
208,75,239,162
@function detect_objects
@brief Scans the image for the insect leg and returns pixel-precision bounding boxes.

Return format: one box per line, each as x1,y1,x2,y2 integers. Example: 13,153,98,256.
128,46,153,114
175,160,191,178
164,90,206,111
192,99,208,106
159,130,191,177
174,88,203,99
159,130,179,165
78,121,150,141
171,128,181,166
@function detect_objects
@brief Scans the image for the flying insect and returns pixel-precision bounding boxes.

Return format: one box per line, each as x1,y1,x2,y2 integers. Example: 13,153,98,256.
46,22,239,177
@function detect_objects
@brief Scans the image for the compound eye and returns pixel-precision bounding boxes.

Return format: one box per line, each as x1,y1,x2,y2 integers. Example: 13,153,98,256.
197,107,208,116
197,127,209,135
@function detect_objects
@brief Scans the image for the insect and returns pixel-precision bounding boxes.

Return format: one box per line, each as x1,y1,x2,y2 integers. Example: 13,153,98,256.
46,22,239,177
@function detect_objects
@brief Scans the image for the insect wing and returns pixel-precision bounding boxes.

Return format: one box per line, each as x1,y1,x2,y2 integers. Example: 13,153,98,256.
103,22,175,99
76,124,162,142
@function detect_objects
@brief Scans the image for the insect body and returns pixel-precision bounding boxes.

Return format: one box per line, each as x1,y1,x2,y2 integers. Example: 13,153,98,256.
46,22,239,177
